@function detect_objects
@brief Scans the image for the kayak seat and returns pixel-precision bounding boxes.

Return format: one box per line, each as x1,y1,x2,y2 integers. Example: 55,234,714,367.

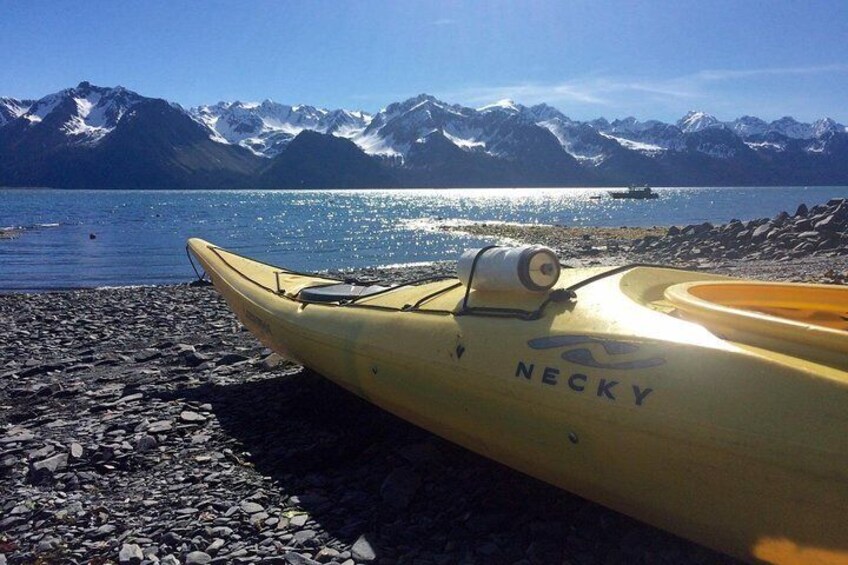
298,283,390,303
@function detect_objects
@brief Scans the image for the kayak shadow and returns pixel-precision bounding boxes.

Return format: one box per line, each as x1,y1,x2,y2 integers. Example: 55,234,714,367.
167,368,738,564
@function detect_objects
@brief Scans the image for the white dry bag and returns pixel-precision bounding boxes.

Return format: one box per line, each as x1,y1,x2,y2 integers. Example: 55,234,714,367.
457,246,561,292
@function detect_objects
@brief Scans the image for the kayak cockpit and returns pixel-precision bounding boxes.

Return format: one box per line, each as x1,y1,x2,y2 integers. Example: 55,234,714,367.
665,280,848,368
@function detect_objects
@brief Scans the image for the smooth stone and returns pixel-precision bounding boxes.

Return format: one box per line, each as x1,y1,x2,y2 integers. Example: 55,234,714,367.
70,442,84,459
118,392,144,403
185,551,212,564
180,411,207,423
97,524,118,537
240,500,264,514
290,513,309,528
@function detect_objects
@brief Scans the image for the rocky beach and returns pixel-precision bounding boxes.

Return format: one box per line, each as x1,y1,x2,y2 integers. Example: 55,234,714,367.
2,199,847,564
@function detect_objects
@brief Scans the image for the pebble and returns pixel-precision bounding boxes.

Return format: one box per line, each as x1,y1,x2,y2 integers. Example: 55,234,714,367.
240,500,265,514
70,442,84,458
180,410,207,423
184,550,212,564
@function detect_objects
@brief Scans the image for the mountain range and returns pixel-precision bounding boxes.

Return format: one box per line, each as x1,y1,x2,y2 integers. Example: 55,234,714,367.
1,81,846,189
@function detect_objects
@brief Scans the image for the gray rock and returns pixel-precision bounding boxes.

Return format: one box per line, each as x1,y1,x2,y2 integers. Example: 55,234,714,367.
290,513,309,528
249,511,269,526
185,551,212,564
180,410,207,423
147,420,173,433
351,534,376,562
33,452,69,473
97,524,118,537
70,442,84,459
0,454,18,470
752,224,771,240
136,434,158,452
260,353,286,371
217,353,249,366
119,543,144,564
284,552,321,565
314,548,341,563
118,392,144,403
815,214,840,230
37,536,61,552
210,526,234,538
292,529,317,545
240,500,264,514
206,538,225,555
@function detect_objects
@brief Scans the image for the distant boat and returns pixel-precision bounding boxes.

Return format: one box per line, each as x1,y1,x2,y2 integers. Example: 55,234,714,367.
611,185,659,200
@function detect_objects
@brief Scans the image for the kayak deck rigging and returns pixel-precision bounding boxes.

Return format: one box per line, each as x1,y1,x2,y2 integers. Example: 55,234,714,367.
191,242,699,321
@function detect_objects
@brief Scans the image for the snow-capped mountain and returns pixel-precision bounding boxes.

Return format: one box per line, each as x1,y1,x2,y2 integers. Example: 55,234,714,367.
352,94,480,159
190,100,371,157
0,82,262,189
1,81,846,188
0,97,32,127
677,111,723,133
11,81,146,145
182,91,846,168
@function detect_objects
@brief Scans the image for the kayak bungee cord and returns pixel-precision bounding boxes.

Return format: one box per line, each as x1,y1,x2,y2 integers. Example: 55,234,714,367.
186,244,208,282
192,242,700,321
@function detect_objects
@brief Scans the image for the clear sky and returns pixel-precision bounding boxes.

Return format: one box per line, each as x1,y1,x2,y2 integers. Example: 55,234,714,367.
2,0,847,122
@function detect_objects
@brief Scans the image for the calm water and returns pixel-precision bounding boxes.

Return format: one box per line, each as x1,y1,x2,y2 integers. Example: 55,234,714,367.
2,186,847,292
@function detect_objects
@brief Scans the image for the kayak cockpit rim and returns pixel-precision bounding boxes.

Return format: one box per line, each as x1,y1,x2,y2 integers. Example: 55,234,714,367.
191,242,700,321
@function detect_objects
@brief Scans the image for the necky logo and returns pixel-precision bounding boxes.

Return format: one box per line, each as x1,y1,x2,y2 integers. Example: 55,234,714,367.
527,335,666,370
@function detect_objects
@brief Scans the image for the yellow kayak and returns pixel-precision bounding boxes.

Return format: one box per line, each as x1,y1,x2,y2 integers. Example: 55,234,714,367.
187,238,848,564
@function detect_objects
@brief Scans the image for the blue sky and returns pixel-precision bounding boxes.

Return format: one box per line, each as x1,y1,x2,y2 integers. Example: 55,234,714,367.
2,0,847,122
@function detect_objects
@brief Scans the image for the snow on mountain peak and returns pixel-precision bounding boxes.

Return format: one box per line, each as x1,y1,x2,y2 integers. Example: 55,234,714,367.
0,97,32,127
677,111,721,133
189,99,372,157
15,82,144,144
478,99,521,113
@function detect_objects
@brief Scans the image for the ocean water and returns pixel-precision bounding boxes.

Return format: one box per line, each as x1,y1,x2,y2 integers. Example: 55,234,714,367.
1,186,847,292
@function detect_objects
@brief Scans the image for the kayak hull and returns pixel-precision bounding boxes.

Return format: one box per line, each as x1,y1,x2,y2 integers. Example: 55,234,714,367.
188,238,848,564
